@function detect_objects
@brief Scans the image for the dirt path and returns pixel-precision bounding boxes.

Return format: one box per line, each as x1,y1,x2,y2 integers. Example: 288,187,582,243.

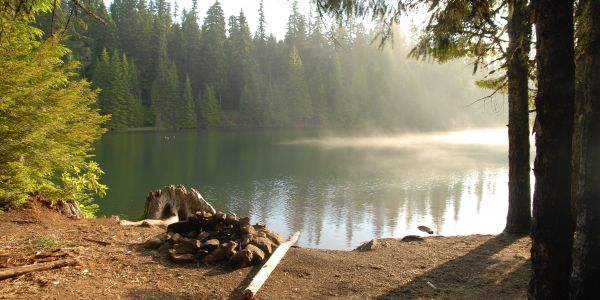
0,204,531,299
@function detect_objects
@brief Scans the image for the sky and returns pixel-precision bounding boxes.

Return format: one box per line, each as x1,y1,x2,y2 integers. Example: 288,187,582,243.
102,0,426,40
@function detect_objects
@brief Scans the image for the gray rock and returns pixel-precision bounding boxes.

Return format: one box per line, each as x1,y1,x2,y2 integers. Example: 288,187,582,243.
401,235,424,242
245,244,265,264
200,239,220,251
238,217,250,228
230,249,253,268
250,236,275,255
240,225,257,235
202,248,226,264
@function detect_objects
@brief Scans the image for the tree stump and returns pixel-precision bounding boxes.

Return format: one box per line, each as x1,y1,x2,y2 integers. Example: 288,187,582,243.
143,185,216,221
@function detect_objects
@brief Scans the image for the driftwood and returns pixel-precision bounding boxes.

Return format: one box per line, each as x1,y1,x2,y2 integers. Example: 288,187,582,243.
0,258,79,280
243,231,300,299
120,185,216,226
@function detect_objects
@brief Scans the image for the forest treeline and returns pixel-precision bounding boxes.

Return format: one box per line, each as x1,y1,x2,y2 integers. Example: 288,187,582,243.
40,0,497,130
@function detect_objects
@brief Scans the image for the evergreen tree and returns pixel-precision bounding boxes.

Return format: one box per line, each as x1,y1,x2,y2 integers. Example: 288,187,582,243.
0,0,108,207
200,1,227,108
201,85,221,128
178,76,197,129
285,47,312,126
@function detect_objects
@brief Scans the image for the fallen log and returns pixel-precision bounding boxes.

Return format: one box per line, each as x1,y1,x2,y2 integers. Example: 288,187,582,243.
0,258,79,280
243,231,300,299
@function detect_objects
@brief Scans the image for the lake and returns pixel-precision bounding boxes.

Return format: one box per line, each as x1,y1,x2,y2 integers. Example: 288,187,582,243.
94,128,515,250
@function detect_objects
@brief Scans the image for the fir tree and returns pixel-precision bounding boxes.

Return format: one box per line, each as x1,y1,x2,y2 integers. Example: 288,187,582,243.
201,85,221,128
178,76,197,129
0,0,108,208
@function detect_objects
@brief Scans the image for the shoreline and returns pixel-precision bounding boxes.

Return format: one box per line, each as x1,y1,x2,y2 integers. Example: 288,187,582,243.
0,203,531,299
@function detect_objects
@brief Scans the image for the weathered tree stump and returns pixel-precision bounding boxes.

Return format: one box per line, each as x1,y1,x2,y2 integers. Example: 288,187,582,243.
39,198,83,220
144,185,216,220
121,185,216,226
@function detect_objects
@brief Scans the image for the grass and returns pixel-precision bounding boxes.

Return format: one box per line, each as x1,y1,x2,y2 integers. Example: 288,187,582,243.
30,235,60,249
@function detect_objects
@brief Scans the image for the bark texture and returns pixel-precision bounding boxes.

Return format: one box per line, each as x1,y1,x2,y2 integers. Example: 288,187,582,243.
570,0,600,298
529,0,575,298
143,185,216,220
504,0,532,234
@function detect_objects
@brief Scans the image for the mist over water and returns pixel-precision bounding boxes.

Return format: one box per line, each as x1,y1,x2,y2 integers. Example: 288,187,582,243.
95,128,511,250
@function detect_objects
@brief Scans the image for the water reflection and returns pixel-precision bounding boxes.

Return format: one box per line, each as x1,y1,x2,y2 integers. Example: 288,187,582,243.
95,128,510,250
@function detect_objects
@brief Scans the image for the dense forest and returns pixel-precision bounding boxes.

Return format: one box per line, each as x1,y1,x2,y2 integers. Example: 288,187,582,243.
39,0,498,130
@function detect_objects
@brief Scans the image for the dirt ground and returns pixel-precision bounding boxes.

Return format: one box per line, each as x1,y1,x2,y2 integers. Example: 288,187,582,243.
0,202,531,299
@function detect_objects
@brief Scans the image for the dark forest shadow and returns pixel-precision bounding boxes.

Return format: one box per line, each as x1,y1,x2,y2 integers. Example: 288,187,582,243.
376,233,530,299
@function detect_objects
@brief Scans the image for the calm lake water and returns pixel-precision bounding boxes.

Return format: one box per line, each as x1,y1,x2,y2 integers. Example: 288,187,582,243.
94,128,513,250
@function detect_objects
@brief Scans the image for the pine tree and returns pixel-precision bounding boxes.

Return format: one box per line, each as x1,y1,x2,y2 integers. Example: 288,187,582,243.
285,47,312,126
178,76,197,129
0,0,107,207
200,1,227,108
201,85,221,128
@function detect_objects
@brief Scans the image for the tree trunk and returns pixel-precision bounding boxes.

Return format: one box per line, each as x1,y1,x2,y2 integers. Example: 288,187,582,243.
529,0,575,298
570,0,600,298
504,0,532,234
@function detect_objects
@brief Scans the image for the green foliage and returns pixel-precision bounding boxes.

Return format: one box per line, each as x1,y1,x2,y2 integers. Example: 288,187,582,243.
57,161,107,219
31,0,499,132
178,76,198,129
201,85,221,128
31,235,60,249
0,0,108,209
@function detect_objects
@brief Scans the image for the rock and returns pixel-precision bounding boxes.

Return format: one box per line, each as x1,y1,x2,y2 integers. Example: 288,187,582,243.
174,240,201,254
143,237,164,249
245,244,265,264
262,229,285,245
140,221,154,228
168,249,195,263
417,226,434,235
240,236,251,248
230,249,253,268
355,239,385,251
168,233,183,243
214,212,227,222
196,211,213,219
222,241,238,258
185,231,199,239
225,213,238,224
239,217,250,228
401,235,424,242
256,232,267,238
202,248,226,264
200,239,220,251
240,225,257,235
250,236,275,255
253,224,266,230
167,219,201,235
197,231,210,241
157,242,171,253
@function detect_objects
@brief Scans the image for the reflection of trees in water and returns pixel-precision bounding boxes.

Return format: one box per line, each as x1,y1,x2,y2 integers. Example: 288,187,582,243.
96,130,508,248
225,166,504,248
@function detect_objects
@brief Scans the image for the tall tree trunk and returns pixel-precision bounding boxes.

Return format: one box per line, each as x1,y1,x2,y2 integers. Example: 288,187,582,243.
504,0,532,234
570,0,600,298
529,0,575,298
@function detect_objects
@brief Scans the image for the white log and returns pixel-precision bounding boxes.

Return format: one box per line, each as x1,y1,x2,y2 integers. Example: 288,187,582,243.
243,231,300,299
119,214,178,227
